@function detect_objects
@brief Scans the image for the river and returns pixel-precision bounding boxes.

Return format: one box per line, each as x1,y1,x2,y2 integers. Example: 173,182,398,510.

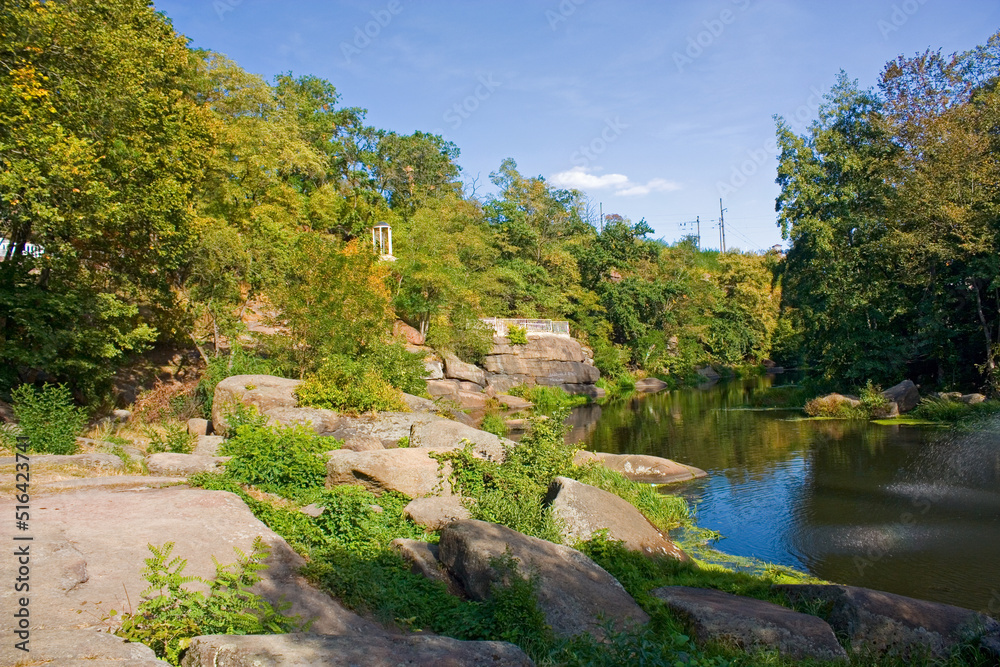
568,376,1000,614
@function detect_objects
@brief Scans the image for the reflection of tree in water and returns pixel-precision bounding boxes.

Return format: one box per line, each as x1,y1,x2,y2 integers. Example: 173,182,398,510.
578,378,815,474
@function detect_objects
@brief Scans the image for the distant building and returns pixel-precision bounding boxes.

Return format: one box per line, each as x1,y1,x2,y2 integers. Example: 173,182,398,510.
371,223,396,262
0,238,44,260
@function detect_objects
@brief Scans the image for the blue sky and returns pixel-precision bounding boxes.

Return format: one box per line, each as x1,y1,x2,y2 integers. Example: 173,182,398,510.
156,0,1000,251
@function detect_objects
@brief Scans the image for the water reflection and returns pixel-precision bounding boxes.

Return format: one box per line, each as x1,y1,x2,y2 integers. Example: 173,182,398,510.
577,379,1000,612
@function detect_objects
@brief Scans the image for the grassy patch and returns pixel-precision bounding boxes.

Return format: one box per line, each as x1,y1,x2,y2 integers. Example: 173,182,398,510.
507,384,590,413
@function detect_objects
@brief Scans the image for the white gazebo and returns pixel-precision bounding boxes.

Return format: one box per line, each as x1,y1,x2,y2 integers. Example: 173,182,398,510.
371,222,396,262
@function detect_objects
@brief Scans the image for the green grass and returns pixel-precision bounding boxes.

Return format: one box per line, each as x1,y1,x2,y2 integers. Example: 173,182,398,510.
507,384,590,413
910,397,1000,425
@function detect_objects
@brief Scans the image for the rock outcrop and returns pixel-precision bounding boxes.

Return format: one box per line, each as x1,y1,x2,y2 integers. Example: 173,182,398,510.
180,633,534,667
776,583,1000,659
211,374,301,434
652,586,847,662
634,377,668,393
145,452,229,476
390,539,467,597
409,419,512,461
482,334,600,395
0,486,379,667
879,380,920,416
573,451,707,484
438,519,649,638
404,496,473,530
0,452,124,472
326,448,455,497
545,476,687,560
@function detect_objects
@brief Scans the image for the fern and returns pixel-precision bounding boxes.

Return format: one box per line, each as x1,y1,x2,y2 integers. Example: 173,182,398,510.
116,538,303,665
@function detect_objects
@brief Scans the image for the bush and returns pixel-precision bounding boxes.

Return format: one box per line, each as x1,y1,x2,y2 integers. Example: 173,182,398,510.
116,539,302,665
425,306,494,364
356,341,429,397
11,383,86,454
221,420,336,498
144,423,195,454
297,354,408,414
479,412,509,438
507,325,529,345
436,410,578,542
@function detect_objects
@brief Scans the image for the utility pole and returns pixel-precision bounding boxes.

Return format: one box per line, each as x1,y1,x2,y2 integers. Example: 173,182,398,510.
599,202,603,233
719,198,727,253
696,215,701,249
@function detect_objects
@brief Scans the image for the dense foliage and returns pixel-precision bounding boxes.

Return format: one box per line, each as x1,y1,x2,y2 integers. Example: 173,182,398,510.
0,0,783,410
775,34,1000,394
10,383,85,454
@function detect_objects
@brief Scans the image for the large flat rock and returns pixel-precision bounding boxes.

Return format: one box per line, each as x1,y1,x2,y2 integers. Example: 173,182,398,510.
0,452,123,472
329,411,443,445
145,452,229,476
326,447,455,497
409,419,513,462
0,486,380,666
8,627,169,666
212,375,302,434
545,476,687,560
652,586,847,662
483,334,600,387
181,633,534,667
776,583,1000,659
444,353,487,386
404,496,472,530
264,406,342,434
573,451,707,484
438,519,649,638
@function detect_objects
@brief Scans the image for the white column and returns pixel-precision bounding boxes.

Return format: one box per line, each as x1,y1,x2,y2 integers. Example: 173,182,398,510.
387,227,393,256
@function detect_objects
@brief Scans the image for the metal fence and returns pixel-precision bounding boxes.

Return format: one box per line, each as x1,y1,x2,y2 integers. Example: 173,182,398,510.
480,318,571,337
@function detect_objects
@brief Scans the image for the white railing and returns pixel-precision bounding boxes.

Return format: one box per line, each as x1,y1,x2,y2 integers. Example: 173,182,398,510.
480,318,571,337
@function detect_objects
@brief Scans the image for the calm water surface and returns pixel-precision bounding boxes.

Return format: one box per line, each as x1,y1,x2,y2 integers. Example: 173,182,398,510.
570,377,1000,613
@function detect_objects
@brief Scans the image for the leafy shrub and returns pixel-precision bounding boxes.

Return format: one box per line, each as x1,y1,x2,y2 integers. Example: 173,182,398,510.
507,325,529,345
116,539,303,665
296,354,409,414
436,410,577,542
858,380,890,416
479,412,509,438
314,486,424,555
144,423,195,454
11,383,86,454
425,306,495,364
357,341,429,396
221,421,336,499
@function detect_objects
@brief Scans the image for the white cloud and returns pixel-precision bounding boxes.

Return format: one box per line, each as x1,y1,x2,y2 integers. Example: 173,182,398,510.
549,167,629,190
616,178,682,196
549,167,680,197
